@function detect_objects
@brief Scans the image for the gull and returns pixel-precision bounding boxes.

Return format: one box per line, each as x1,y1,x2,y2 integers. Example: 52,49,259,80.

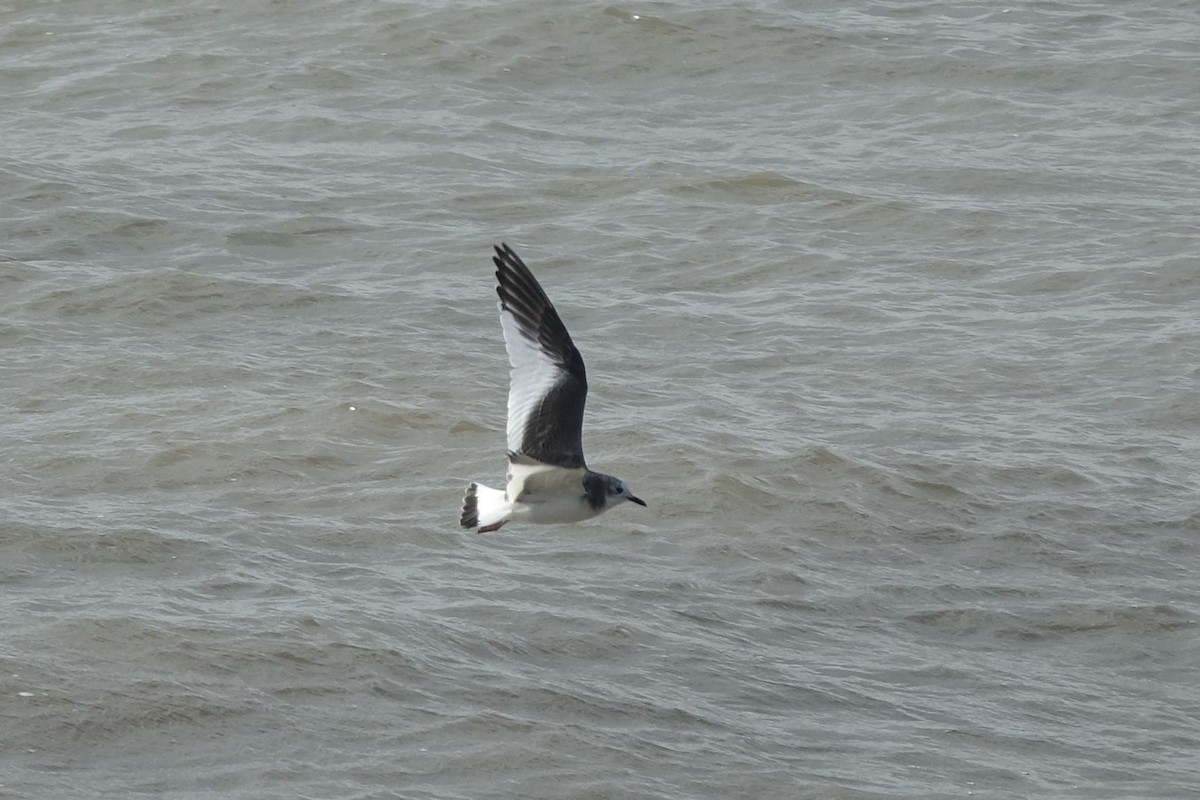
460,243,646,533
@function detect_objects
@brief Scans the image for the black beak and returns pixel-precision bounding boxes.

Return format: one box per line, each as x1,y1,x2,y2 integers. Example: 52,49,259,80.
629,495,647,507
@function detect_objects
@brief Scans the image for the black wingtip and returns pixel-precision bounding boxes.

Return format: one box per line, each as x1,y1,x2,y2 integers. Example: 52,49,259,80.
493,243,517,289
493,241,516,262
493,242,527,277
493,242,555,328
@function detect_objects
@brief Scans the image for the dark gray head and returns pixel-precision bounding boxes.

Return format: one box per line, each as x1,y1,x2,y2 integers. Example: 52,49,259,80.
602,474,646,509
584,471,647,511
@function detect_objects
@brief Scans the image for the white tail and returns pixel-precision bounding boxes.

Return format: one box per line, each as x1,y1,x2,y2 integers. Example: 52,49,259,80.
460,482,510,531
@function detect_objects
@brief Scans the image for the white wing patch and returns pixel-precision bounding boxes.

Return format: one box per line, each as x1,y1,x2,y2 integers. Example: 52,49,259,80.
499,307,563,456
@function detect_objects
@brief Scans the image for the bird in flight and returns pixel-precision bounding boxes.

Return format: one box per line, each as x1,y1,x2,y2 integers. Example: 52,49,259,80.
460,243,646,533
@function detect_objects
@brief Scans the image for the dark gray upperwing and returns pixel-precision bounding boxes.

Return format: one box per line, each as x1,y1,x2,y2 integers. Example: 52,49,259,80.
494,243,589,469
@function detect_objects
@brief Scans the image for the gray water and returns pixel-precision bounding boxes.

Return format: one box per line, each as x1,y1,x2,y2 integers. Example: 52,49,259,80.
3,1,1199,798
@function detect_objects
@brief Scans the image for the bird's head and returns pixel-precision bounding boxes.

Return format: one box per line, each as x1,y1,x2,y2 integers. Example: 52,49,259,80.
606,476,647,508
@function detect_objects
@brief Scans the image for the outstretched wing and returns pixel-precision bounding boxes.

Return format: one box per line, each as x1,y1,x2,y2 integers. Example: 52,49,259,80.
493,243,588,469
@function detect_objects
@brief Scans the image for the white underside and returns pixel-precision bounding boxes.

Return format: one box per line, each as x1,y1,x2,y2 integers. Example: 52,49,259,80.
473,461,604,527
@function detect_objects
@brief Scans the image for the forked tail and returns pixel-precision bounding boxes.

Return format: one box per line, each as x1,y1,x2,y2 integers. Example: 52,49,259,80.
460,482,510,532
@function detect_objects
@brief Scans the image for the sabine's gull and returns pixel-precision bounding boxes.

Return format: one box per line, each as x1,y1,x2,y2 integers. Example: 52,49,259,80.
460,244,646,532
